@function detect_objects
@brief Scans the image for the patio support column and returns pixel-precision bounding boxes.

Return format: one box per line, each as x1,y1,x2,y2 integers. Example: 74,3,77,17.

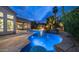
3,11,7,34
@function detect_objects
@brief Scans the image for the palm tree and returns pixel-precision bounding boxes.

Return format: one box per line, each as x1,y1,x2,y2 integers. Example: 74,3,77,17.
53,6,61,33
46,7,59,32
62,6,65,16
46,16,55,30
53,6,58,26
53,6,58,20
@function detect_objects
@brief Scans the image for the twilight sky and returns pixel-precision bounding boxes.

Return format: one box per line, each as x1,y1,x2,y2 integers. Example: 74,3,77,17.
10,6,77,23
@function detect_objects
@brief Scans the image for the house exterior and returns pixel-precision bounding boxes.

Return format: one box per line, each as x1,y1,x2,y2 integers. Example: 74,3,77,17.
0,6,16,35
16,17,31,33
0,6,31,35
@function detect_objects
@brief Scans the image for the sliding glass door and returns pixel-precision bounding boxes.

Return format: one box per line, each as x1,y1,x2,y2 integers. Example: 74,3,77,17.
7,14,14,31
0,12,4,32
0,18,3,32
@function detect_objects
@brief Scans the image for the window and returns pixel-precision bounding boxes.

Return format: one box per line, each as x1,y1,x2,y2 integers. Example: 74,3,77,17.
0,12,3,17
7,14,14,19
17,23,23,30
0,18,3,32
27,24,31,28
7,14,14,31
0,12,4,32
24,23,27,29
7,20,14,31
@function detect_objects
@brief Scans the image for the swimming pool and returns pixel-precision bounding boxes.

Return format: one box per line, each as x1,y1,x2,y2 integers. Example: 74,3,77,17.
21,30,63,52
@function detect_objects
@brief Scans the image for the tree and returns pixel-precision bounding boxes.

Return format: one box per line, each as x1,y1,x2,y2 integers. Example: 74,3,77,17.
31,21,37,29
62,6,65,16
46,16,55,30
53,6,58,20
62,7,79,41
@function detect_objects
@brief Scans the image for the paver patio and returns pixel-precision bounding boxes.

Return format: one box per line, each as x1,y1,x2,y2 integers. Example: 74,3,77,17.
56,32,79,52
0,32,33,52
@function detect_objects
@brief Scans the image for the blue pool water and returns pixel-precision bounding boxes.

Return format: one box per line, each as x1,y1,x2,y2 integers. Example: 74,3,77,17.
21,30,63,52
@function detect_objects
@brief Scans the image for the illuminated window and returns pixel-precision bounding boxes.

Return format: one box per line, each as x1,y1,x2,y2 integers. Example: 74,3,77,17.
27,24,31,28
7,14,14,19
0,18,3,32
0,12,3,17
7,20,14,31
24,23,27,29
17,23,23,30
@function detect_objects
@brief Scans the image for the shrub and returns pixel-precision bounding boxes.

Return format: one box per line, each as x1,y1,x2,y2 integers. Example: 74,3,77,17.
61,9,79,41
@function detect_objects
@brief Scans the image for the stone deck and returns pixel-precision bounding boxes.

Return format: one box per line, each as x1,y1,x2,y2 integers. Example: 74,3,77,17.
55,32,79,52
0,32,33,52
